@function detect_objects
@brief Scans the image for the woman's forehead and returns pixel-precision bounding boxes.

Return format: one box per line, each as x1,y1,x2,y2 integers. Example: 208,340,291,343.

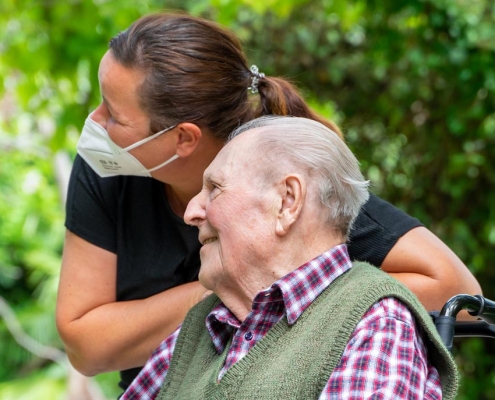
98,51,147,116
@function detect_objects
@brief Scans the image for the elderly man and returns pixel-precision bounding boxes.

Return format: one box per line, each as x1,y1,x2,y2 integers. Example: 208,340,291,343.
122,116,457,399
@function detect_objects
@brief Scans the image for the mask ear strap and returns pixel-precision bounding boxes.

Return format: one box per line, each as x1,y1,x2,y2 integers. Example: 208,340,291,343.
123,124,178,152
148,154,180,172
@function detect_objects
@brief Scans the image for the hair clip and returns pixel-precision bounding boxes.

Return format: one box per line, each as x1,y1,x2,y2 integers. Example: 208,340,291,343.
248,65,265,94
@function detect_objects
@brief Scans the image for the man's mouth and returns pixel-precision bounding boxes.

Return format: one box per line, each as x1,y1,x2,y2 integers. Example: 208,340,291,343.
202,237,218,245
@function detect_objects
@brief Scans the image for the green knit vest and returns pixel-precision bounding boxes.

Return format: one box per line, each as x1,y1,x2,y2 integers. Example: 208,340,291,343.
157,262,458,400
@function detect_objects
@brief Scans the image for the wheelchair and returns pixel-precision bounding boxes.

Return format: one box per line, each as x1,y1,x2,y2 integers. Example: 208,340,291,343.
432,294,495,351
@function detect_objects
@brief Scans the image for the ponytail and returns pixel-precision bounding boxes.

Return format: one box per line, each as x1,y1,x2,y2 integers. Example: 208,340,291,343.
255,76,344,139
111,12,343,141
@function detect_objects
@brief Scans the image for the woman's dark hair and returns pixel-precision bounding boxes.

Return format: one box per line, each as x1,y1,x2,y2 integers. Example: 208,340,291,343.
109,12,343,139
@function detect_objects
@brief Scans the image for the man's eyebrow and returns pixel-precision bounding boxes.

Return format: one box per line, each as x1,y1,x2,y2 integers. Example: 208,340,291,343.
204,173,221,187
204,174,214,185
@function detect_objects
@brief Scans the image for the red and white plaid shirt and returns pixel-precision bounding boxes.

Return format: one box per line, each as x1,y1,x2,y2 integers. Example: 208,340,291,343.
122,244,442,399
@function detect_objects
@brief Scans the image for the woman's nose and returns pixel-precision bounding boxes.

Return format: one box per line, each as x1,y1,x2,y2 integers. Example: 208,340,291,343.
90,103,109,129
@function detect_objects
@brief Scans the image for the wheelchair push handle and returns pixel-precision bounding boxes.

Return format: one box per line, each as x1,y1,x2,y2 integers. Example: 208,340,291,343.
440,294,495,323
469,295,495,324
434,294,495,352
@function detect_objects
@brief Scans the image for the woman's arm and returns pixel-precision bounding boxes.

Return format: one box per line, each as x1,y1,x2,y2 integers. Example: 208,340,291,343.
381,226,482,312
56,230,208,376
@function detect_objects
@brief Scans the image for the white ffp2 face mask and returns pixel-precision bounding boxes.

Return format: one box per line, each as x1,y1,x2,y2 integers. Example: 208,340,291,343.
76,115,178,178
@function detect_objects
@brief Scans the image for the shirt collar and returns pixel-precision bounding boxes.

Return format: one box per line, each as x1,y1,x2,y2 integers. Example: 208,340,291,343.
265,243,352,324
206,244,352,343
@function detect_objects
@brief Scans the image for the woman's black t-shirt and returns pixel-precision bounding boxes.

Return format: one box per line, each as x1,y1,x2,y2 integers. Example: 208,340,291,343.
64,155,423,389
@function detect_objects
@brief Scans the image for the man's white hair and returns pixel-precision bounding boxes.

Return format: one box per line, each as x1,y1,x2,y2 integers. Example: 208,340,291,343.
229,116,370,238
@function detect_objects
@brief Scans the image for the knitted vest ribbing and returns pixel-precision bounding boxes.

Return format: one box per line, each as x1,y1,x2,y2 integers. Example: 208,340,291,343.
158,262,458,400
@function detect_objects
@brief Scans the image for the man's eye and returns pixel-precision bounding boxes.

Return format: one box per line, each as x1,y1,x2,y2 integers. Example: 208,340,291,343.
209,184,221,200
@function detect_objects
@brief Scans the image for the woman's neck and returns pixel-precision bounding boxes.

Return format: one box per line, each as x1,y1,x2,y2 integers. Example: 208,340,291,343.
160,130,224,218
165,183,198,218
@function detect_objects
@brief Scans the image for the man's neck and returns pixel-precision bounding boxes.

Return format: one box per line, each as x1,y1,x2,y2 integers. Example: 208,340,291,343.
215,237,344,322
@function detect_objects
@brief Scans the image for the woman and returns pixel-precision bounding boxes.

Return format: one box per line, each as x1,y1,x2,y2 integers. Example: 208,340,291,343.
56,12,481,391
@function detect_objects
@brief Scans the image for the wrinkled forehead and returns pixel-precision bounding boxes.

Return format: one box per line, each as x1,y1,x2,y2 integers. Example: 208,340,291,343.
226,127,261,154
204,129,261,181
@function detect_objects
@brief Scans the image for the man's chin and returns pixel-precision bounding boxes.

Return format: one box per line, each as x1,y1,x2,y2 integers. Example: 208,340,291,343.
198,269,214,292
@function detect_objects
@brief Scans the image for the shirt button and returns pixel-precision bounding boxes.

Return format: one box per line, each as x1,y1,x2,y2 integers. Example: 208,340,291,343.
244,331,253,341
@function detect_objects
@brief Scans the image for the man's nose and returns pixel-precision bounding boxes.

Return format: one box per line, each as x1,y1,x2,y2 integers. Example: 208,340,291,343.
184,191,206,227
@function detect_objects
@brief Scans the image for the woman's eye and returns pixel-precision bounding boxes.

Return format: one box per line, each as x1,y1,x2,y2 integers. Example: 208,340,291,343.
109,115,120,125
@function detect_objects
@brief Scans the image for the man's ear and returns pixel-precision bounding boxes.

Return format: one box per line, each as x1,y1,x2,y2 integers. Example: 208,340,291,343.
275,174,306,237
174,123,203,157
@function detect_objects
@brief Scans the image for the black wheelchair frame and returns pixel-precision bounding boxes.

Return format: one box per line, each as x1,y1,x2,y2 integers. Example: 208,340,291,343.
432,294,495,351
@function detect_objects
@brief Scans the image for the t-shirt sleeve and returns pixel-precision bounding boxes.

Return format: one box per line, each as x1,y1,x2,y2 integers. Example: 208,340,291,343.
65,154,119,253
347,193,424,266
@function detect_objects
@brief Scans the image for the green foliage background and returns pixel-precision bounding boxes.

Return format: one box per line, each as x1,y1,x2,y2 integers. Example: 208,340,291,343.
1,0,494,398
